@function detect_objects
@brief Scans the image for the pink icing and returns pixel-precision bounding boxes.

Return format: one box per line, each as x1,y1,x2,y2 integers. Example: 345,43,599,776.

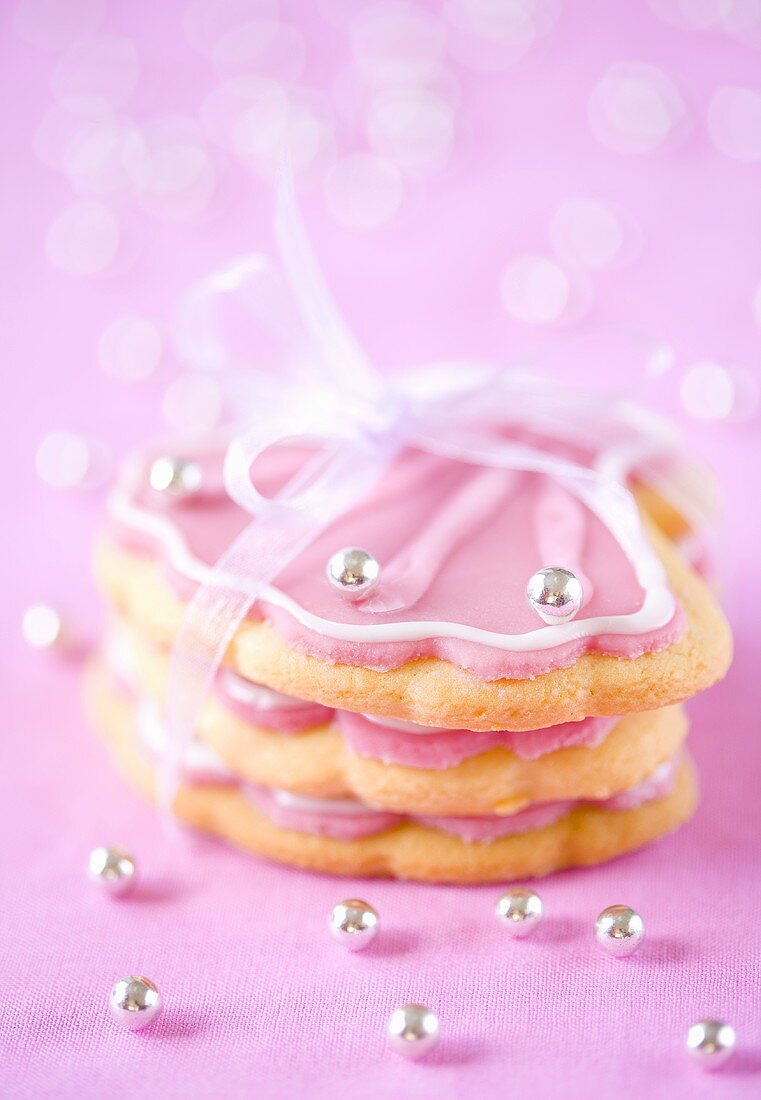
242,756,679,844
107,436,683,681
416,802,574,842
245,786,403,840
602,757,677,811
119,663,679,843
335,711,617,767
229,600,683,681
206,663,617,764
212,669,334,733
104,629,620,767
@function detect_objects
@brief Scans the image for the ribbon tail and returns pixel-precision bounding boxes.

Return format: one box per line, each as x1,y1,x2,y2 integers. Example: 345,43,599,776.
160,513,320,819
161,435,398,817
274,165,382,399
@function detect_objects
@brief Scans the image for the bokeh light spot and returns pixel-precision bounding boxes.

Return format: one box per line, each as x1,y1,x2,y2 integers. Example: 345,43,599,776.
324,153,403,229
707,86,761,162
443,0,561,72
646,343,676,376
51,35,140,107
679,360,757,421
200,76,274,151
351,2,445,86
13,0,105,50
212,19,306,82
182,0,279,54
45,200,119,275
548,198,624,270
98,315,163,381
500,255,571,324
752,283,761,328
35,430,110,488
122,116,216,220
34,96,114,171
163,375,225,433
588,63,685,154
648,0,735,28
22,604,65,649
233,87,332,180
366,86,454,177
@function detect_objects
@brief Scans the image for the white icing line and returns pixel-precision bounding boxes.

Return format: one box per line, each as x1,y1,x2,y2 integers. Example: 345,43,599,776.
108,443,676,652
135,698,235,781
358,465,513,614
218,668,308,711
103,624,137,684
358,712,448,735
270,789,374,815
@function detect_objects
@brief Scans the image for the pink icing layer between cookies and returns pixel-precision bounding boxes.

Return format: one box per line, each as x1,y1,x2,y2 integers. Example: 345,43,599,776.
107,436,683,681
210,666,618,765
244,757,679,843
213,668,332,733
336,710,617,766
125,675,679,844
104,631,619,765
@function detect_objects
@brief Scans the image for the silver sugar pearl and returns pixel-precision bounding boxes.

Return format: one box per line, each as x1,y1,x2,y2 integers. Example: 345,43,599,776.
149,455,202,500
326,547,380,599
495,887,543,937
686,1019,736,1069
594,904,645,957
88,846,137,897
387,1004,440,1060
22,603,66,650
109,976,162,1030
526,567,583,624
329,898,379,950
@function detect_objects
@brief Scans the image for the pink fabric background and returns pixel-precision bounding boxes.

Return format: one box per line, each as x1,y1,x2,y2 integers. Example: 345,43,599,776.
2,2,760,1096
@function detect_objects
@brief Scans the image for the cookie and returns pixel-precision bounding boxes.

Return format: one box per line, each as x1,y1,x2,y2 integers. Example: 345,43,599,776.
85,662,698,884
95,518,731,730
111,623,689,815
95,418,730,745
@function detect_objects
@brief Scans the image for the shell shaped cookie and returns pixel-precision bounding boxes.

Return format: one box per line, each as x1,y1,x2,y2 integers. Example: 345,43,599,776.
98,433,731,729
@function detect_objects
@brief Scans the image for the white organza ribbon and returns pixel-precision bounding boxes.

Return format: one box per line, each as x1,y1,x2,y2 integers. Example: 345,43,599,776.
161,175,660,813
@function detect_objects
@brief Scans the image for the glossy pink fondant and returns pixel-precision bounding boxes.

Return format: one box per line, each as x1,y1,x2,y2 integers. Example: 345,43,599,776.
335,710,617,767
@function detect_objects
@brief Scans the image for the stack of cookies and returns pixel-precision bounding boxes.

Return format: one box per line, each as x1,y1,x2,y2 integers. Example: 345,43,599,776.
88,420,731,883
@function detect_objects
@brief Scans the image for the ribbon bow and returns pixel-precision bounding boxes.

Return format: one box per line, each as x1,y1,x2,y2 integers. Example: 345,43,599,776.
161,174,671,811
